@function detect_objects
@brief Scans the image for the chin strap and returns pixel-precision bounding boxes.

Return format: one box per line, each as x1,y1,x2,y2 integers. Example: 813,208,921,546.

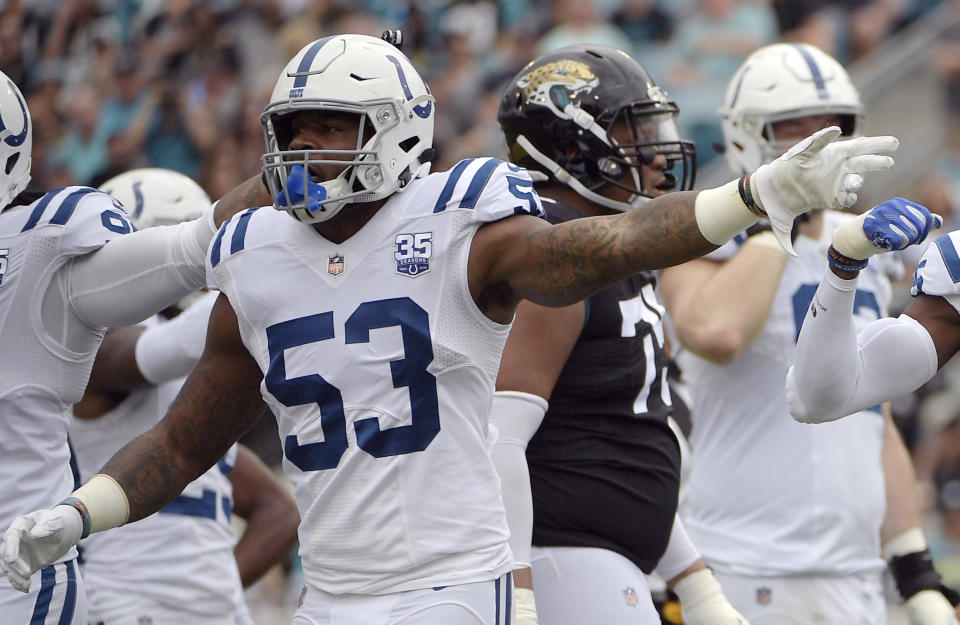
516,135,646,212
558,102,644,195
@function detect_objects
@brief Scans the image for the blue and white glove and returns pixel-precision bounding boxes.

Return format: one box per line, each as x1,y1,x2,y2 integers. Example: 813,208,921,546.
750,126,899,255
832,197,942,263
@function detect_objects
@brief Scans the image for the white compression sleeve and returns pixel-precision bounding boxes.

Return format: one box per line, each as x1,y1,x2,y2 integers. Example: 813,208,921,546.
489,390,547,569
134,294,215,384
66,208,216,329
654,515,702,583
788,269,938,423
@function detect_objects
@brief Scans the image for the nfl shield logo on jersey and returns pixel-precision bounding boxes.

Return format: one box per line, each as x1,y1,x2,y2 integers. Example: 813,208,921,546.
394,232,432,277
328,254,344,276
623,586,639,607
756,586,772,605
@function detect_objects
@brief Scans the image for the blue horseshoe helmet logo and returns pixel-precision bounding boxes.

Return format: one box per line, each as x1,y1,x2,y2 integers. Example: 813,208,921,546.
386,55,432,119
0,81,28,147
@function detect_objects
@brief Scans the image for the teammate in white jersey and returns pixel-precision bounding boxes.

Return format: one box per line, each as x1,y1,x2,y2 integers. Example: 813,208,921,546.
0,71,271,624
659,43,957,625
491,45,747,625
1,33,902,625
69,169,298,625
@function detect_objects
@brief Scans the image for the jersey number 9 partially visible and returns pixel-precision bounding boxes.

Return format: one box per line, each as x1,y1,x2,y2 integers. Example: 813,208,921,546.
266,297,440,471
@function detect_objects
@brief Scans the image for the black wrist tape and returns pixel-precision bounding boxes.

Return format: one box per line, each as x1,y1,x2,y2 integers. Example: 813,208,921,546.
738,173,766,218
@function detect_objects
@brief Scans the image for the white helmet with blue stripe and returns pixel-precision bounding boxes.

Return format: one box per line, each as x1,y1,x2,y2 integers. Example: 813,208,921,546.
720,43,864,174
0,72,31,210
261,33,436,224
99,168,211,230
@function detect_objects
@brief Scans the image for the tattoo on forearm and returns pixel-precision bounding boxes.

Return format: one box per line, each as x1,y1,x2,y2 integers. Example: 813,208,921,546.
213,175,272,227
526,192,715,305
102,357,264,522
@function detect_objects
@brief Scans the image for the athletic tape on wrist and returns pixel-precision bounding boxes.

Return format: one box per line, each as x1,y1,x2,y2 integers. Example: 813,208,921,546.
827,245,868,273
70,474,130,535
694,178,759,245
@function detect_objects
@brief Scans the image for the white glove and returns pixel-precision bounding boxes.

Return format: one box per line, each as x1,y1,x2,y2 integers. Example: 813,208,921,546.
514,587,539,625
904,590,960,625
751,126,898,255
0,506,83,592
674,568,750,625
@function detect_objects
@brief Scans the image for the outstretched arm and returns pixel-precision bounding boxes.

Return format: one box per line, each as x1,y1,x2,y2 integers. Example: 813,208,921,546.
229,445,299,588
472,128,897,319
67,175,271,330
788,199,948,423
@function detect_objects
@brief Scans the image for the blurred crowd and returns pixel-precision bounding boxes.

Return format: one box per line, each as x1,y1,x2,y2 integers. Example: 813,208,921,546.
6,0,960,622
2,0,954,192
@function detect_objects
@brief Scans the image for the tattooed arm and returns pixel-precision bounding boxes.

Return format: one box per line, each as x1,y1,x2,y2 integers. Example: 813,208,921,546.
214,174,272,227
103,292,266,523
0,293,264,590
470,191,715,321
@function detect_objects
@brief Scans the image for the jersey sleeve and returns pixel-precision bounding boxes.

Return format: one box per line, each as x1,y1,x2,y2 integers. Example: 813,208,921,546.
431,158,546,224
206,207,260,290
911,231,960,315
26,187,134,255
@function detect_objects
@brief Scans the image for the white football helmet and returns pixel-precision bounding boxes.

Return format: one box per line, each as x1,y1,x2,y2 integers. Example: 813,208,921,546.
0,72,31,210
99,168,211,229
720,43,864,174
261,34,435,224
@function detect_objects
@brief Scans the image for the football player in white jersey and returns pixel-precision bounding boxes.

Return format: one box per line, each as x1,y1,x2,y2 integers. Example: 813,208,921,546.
491,45,747,625
1,33,902,625
0,71,271,624
69,168,299,625
659,43,956,625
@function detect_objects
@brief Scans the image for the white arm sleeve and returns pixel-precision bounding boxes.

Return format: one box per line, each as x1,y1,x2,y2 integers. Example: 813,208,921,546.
66,209,217,329
654,514,702,583
787,269,938,423
134,293,216,384
489,390,547,570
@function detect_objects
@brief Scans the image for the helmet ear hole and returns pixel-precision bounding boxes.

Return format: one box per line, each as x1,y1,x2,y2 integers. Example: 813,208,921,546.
398,136,418,153
597,157,622,177
5,152,18,175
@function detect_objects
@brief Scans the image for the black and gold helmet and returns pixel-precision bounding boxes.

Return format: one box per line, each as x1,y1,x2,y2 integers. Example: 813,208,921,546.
498,45,696,211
